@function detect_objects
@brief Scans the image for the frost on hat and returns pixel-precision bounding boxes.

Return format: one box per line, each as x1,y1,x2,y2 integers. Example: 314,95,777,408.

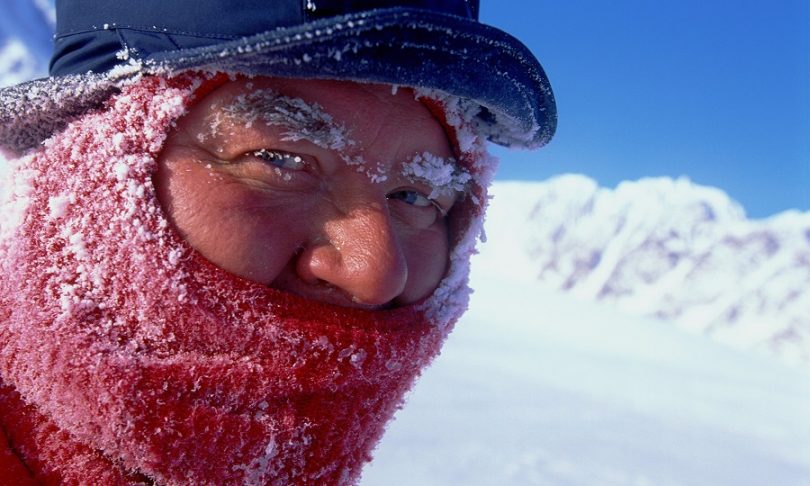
0,0,556,156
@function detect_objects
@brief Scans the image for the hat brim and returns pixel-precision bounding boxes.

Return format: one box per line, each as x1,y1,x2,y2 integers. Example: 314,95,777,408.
1,7,556,156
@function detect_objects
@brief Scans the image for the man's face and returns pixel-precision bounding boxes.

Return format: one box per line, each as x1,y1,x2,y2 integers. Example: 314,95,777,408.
155,77,461,309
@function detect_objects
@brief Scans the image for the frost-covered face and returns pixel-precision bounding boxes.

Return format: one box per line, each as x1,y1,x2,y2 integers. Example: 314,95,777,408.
156,77,466,309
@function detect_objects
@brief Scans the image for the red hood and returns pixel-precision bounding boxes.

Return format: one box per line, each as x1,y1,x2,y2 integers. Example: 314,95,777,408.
0,73,492,484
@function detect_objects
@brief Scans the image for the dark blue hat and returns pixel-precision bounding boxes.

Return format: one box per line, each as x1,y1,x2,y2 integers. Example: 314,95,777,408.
1,0,556,154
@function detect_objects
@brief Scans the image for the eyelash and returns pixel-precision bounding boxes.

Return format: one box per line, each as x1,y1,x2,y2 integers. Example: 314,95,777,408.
386,190,447,217
253,149,306,170
250,148,448,217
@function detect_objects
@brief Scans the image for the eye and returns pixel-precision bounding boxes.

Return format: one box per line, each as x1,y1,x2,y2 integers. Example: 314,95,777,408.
227,148,318,189
253,149,307,170
387,189,436,209
386,189,448,229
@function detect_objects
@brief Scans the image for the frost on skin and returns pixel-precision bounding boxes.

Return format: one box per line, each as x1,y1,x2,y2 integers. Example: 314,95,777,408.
215,87,409,185
222,88,355,151
214,85,478,202
211,82,498,330
203,81,500,329
402,152,472,200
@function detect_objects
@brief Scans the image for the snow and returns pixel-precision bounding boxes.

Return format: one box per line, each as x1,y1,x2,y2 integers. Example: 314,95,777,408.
402,152,471,199
361,185,810,486
0,39,40,88
489,176,810,368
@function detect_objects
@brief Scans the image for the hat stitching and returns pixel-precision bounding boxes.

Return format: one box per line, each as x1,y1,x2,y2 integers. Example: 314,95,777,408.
57,25,244,40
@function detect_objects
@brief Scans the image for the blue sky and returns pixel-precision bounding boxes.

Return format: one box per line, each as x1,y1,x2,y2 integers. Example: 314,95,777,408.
3,1,807,217
481,1,810,218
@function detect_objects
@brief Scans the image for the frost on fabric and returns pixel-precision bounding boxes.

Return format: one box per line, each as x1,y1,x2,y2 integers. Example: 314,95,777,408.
139,9,556,149
0,73,453,485
2,9,556,156
413,90,500,328
232,438,279,486
211,83,498,331
107,48,145,80
0,73,122,156
0,154,38,243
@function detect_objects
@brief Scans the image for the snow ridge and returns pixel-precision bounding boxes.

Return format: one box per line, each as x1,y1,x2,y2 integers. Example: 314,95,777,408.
0,39,42,88
0,0,53,88
490,175,810,367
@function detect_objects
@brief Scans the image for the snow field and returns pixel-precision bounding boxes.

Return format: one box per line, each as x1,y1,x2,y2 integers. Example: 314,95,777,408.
363,267,810,486
362,183,810,486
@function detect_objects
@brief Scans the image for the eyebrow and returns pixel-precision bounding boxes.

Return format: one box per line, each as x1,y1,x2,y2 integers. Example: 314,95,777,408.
402,152,471,199
218,87,471,194
222,89,354,152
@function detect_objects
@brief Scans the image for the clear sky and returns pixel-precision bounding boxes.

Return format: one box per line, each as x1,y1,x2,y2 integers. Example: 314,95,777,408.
2,1,807,217
481,1,810,218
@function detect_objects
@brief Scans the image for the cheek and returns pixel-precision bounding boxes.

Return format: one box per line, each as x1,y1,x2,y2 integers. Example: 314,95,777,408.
155,160,301,285
398,224,450,303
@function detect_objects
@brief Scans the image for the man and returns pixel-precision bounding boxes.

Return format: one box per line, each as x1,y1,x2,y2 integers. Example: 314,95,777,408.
0,0,555,484
156,77,459,308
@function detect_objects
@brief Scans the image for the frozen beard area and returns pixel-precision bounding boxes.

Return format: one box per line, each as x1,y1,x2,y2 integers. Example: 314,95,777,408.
0,73,496,485
361,182,810,486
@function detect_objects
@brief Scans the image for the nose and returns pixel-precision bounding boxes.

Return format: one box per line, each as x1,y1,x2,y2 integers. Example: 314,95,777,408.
295,205,409,307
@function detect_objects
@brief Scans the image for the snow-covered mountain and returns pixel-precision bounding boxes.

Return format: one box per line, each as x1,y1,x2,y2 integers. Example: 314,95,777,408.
0,39,42,88
485,177,810,367
0,0,53,87
362,182,810,485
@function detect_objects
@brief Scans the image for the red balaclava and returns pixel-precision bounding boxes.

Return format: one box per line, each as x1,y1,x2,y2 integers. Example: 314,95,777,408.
0,73,493,485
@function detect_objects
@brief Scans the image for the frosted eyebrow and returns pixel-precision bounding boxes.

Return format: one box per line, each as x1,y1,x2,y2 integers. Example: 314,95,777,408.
215,88,473,192
221,88,355,152
402,152,471,199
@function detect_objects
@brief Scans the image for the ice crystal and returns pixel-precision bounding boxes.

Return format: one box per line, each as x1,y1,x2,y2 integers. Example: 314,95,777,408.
402,152,471,199
223,88,354,152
